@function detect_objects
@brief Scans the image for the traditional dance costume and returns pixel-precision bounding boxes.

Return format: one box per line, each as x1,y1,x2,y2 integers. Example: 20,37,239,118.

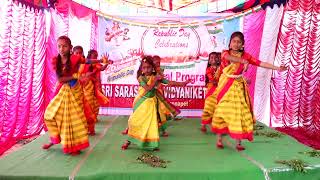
44,55,89,154
203,50,260,141
127,75,168,150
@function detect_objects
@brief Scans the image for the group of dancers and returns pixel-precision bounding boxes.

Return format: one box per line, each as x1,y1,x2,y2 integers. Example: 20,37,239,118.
42,31,286,155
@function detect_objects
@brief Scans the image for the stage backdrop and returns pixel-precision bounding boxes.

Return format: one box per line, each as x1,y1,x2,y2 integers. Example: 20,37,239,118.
98,16,240,116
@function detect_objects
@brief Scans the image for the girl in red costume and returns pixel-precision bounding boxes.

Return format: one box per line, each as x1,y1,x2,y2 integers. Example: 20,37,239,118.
79,50,110,135
200,52,221,133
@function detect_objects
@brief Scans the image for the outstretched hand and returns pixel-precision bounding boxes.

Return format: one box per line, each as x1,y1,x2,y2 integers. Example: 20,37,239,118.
278,65,287,72
102,53,114,64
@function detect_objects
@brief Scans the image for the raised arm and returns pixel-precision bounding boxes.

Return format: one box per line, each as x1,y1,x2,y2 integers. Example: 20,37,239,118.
227,51,287,71
244,53,287,71
220,50,248,65
139,75,162,92
259,62,287,71
224,54,248,64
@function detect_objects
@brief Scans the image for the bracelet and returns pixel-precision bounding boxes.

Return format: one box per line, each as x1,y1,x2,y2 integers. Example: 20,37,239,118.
72,73,80,79
224,73,243,79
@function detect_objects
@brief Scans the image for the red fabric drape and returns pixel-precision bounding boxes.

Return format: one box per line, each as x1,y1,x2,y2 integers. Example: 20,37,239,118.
0,0,47,154
271,0,320,149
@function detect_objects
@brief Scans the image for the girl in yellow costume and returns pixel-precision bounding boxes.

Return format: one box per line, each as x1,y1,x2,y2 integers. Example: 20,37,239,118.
121,56,190,137
122,56,168,151
203,32,287,151
42,36,91,155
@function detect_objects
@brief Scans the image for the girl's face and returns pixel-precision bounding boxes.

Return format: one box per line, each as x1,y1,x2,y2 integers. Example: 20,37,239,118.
57,39,71,57
153,58,161,68
141,62,153,76
209,54,220,65
73,49,83,56
229,36,243,51
89,52,98,59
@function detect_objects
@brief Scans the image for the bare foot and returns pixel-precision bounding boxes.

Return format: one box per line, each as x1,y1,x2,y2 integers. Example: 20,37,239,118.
121,141,130,150
42,143,54,150
70,151,80,156
89,131,96,136
236,144,245,151
216,140,224,149
200,125,207,133
161,131,169,137
216,135,224,149
121,128,128,135
236,140,245,151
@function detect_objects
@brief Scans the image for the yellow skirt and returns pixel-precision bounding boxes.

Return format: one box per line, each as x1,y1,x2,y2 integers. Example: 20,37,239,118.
82,80,97,133
212,76,254,141
201,93,217,125
44,82,89,153
128,96,160,150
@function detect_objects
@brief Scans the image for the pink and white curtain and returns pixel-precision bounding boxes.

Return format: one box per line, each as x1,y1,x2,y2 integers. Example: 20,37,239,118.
271,0,320,147
253,5,284,124
0,0,98,155
45,0,98,101
0,0,47,154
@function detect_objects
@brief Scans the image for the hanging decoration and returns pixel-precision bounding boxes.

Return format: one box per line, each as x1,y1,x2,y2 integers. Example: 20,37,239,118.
96,5,262,28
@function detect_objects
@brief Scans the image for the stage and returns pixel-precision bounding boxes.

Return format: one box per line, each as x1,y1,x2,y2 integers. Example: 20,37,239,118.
0,116,319,180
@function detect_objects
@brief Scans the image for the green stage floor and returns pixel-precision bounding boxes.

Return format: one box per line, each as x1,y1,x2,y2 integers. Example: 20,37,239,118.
0,116,319,180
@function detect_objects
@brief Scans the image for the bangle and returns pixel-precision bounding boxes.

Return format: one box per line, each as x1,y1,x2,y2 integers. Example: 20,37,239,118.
240,59,247,64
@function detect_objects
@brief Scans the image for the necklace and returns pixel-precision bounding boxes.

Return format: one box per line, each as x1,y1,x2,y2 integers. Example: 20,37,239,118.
230,51,242,57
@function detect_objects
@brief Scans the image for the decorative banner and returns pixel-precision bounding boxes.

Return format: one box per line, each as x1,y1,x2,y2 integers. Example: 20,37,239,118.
98,16,240,116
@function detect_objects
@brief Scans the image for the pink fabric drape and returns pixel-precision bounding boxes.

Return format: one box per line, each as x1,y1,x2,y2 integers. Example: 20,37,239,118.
0,0,47,154
45,0,98,117
253,5,284,125
271,0,320,148
243,10,266,104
